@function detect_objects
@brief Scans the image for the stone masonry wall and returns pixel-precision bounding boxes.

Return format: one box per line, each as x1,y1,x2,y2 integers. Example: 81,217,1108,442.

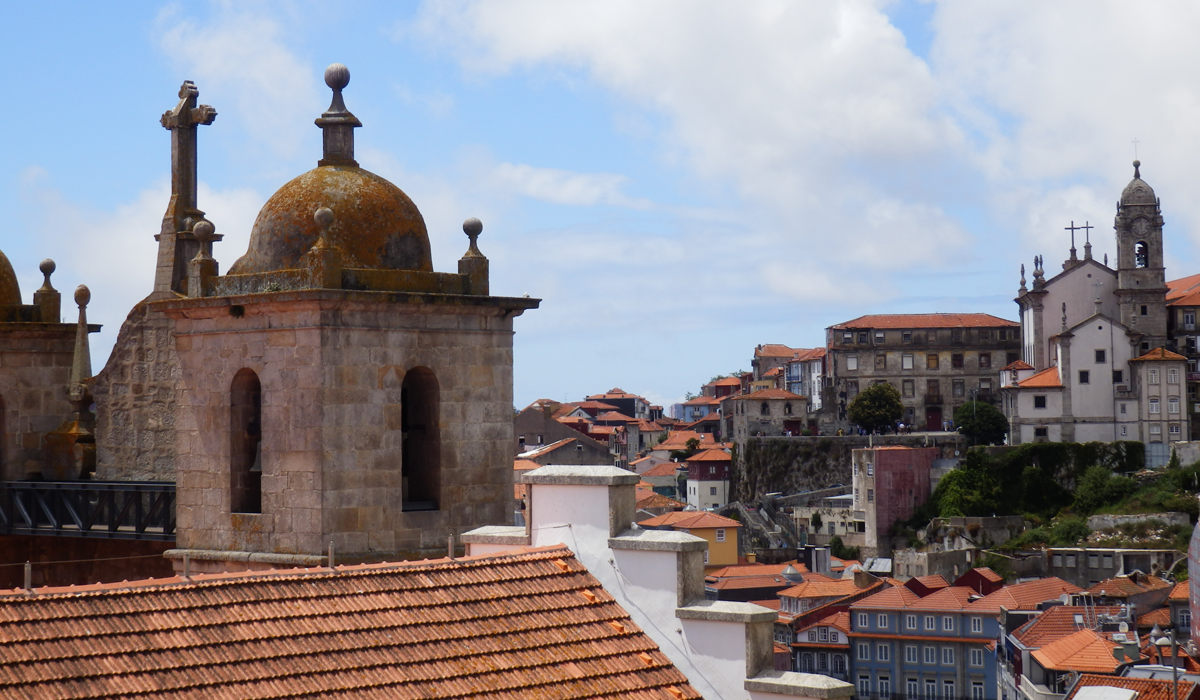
91,300,179,481
0,326,78,480
165,295,515,562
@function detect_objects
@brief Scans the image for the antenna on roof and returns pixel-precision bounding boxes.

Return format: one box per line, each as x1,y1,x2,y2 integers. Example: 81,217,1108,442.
328,541,336,571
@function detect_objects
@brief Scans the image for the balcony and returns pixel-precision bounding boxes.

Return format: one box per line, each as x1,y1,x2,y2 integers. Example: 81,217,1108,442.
924,394,943,405
0,481,175,541
1018,676,1063,700
1188,372,1200,382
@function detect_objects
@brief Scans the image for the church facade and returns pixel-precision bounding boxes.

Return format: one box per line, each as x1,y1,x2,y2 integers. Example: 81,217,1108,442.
1001,162,1189,451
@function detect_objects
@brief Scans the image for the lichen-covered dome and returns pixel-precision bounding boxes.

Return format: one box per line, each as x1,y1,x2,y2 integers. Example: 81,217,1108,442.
0,250,22,306
1121,159,1157,206
227,165,431,275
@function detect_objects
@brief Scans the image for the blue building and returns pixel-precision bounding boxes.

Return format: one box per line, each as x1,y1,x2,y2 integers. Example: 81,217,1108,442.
848,586,1000,700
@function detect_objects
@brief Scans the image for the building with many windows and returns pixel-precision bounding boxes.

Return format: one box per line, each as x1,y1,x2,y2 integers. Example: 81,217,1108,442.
826,314,1021,432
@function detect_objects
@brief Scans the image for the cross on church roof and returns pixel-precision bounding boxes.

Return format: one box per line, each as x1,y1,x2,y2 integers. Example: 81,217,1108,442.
160,81,216,236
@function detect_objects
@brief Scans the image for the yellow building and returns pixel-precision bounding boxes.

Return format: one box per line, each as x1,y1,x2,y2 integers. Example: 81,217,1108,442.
638,511,742,569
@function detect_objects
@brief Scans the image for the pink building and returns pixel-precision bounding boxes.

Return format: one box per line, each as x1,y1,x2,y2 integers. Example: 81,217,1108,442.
851,446,935,557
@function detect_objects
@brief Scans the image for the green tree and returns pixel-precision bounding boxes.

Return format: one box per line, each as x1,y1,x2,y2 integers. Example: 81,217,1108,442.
847,382,903,432
810,512,823,531
954,400,1009,446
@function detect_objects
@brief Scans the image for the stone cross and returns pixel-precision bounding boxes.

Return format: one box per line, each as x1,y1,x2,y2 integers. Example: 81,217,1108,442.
160,81,216,236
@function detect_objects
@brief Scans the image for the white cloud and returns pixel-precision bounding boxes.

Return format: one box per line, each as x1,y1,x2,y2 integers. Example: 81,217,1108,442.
490,163,649,208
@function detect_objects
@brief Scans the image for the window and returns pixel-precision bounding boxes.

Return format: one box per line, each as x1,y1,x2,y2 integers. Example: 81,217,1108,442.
880,677,891,697
980,379,992,395
952,329,962,343
1141,303,1149,315
1181,609,1192,628
953,379,965,397
1113,370,1124,384
970,617,982,634
858,613,869,629
1187,312,1196,327
903,379,915,397
847,355,859,371
1066,554,1077,567
834,655,846,674
1053,554,1062,566
942,616,954,632
927,354,939,370
877,644,890,662
1120,402,1127,414
784,402,792,415
979,352,991,369
1034,395,1047,409
801,653,814,672
858,332,869,344
952,353,964,369
859,676,871,698
973,682,985,700
971,648,984,666
903,331,913,343
843,331,853,343
906,614,917,630
401,366,441,511
1089,554,1099,568
761,402,770,415
1169,368,1179,384
716,528,725,542
847,381,859,398
858,643,870,661
1151,398,1161,414
1078,370,1090,384
909,680,920,700
1035,427,1048,438
878,614,889,629
944,681,956,700
981,329,991,341
809,630,817,642
924,616,935,631
924,646,936,664
1171,424,1181,435
230,369,263,514
703,550,708,564
926,680,937,700
875,330,885,343
1151,424,1162,436
867,489,874,503
1007,351,1019,365
876,355,886,370
927,379,940,398
1151,368,1160,384
1170,397,1180,414
819,627,829,642
1103,554,1113,568
942,647,954,665
902,354,915,370
818,652,829,671
867,463,874,476
906,645,919,663
1095,349,1107,363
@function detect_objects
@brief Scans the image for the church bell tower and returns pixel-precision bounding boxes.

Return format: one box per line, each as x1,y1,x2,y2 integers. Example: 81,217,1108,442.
1114,160,1168,351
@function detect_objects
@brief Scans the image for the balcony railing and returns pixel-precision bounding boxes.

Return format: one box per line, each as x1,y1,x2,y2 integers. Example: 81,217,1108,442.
0,481,176,540
1188,372,1200,382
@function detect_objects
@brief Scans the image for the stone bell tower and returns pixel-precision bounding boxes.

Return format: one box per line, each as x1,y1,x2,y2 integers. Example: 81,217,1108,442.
1114,159,1169,351
155,64,538,572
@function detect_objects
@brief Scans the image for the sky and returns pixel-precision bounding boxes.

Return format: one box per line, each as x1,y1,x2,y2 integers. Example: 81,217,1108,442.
4,1,1200,411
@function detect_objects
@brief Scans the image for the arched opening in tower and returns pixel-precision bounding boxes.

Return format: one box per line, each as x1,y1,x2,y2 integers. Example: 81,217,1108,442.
230,369,262,514
1135,240,1149,268
401,367,440,511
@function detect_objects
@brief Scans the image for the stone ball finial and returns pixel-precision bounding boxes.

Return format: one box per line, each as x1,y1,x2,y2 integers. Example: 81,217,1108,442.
463,217,483,238
39,259,55,276
74,284,90,308
325,64,350,91
193,220,215,242
315,207,335,230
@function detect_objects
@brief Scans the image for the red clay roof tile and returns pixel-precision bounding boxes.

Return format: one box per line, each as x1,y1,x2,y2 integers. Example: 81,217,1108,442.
830,313,1018,330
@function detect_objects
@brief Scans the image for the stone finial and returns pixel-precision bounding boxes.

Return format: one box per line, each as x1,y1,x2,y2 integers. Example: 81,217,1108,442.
314,207,335,247
192,220,215,261
1105,253,1109,266
463,217,483,257
305,207,343,289
316,63,362,167
1019,263,1027,293
1134,159,1141,179
1061,301,1067,332
187,220,219,297
70,285,92,387
38,259,56,292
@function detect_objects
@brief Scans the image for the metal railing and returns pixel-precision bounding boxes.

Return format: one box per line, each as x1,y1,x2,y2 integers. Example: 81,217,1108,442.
0,481,176,540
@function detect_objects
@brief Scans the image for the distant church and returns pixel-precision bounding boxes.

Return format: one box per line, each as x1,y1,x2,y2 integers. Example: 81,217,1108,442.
0,65,537,585
1001,161,1189,457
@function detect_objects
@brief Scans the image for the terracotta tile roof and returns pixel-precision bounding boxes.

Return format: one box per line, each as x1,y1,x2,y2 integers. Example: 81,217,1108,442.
1168,273,1200,299
791,347,826,362
1065,673,1199,700
706,377,744,387
910,574,951,591
586,389,646,401
1032,628,1127,673
654,431,716,450
685,449,732,463
851,585,923,610
797,611,853,636
780,579,861,600
729,388,806,401
1084,573,1171,598
576,400,621,410
523,398,562,411
683,396,721,406
1170,581,1189,601
1016,366,1064,388
970,567,1003,583
763,367,782,377
588,425,617,436
708,574,803,591
595,410,636,422
642,462,683,477
638,511,741,530
550,402,582,419
556,416,593,426
1137,606,1172,629
707,562,805,579
0,546,701,700
1131,348,1189,362
1001,360,1035,371
971,577,1081,612
514,459,541,471
905,586,978,611
1168,290,1200,308
830,313,1018,330
755,344,798,358
636,491,686,510
1012,606,1123,648
635,420,663,432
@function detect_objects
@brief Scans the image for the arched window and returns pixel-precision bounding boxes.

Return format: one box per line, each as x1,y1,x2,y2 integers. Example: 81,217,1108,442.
760,402,770,415
784,402,793,415
402,367,440,511
1135,241,1149,268
230,369,262,514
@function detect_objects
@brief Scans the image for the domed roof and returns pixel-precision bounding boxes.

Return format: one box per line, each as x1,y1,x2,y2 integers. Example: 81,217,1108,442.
227,165,431,275
226,63,432,276
1120,160,1157,206
781,564,804,583
0,250,22,307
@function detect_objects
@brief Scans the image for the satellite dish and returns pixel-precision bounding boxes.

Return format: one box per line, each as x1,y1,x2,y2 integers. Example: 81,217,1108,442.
1119,622,1129,632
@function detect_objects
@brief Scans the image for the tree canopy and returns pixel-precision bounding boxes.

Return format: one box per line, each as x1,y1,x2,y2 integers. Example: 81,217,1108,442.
954,400,1009,445
847,382,902,432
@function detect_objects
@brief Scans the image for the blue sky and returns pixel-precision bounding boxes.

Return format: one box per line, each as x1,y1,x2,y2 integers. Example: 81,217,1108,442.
4,1,1200,410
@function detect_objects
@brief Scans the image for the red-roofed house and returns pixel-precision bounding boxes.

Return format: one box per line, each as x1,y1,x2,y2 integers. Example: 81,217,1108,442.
826,313,1020,432
684,448,732,509
954,567,1005,596
785,347,827,413
852,446,935,557
637,511,741,568
792,611,852,680
726,388,809,439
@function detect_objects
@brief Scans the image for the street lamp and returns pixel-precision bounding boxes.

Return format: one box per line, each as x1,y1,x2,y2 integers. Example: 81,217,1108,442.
1152,624,1179,700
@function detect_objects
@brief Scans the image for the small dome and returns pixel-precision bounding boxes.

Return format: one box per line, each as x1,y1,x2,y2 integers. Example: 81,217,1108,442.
227,165,432,275
0,250,21,306
1120,160,1156,206
781,564,804,583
